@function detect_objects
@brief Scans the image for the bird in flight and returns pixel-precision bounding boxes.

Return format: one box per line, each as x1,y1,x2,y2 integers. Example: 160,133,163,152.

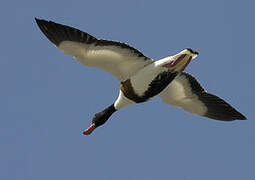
35,18,246,135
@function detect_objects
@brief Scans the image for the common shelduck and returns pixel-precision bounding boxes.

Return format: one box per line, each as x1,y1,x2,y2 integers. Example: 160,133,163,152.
35,18,246,135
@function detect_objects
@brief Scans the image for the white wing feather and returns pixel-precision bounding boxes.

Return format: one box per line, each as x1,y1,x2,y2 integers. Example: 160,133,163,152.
159,73,207,116
59,41,153,81
36,18,153,81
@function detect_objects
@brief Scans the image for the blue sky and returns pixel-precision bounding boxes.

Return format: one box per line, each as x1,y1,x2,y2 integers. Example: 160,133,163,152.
1,0,255,179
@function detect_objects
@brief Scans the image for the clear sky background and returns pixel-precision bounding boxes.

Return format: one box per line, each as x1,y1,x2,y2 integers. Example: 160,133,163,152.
1,0,255,179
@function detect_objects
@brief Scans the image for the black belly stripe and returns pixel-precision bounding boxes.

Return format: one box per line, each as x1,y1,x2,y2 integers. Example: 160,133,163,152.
120,71,178,103
120,79,144,103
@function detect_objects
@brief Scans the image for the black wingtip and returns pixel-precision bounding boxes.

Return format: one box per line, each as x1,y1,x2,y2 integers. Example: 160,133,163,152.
34,17,41,26
35,18,98,47
35,18,61,46
237,113,247,120
230,108,247,120
34,17,43,25
198,93,247,121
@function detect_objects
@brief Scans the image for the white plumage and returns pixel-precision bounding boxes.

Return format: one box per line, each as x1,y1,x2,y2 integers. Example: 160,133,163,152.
59,41,153,81
160,73,207,116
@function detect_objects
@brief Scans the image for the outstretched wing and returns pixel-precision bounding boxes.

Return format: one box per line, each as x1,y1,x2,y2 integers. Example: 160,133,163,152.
35,18,153,81
159,72,246,121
